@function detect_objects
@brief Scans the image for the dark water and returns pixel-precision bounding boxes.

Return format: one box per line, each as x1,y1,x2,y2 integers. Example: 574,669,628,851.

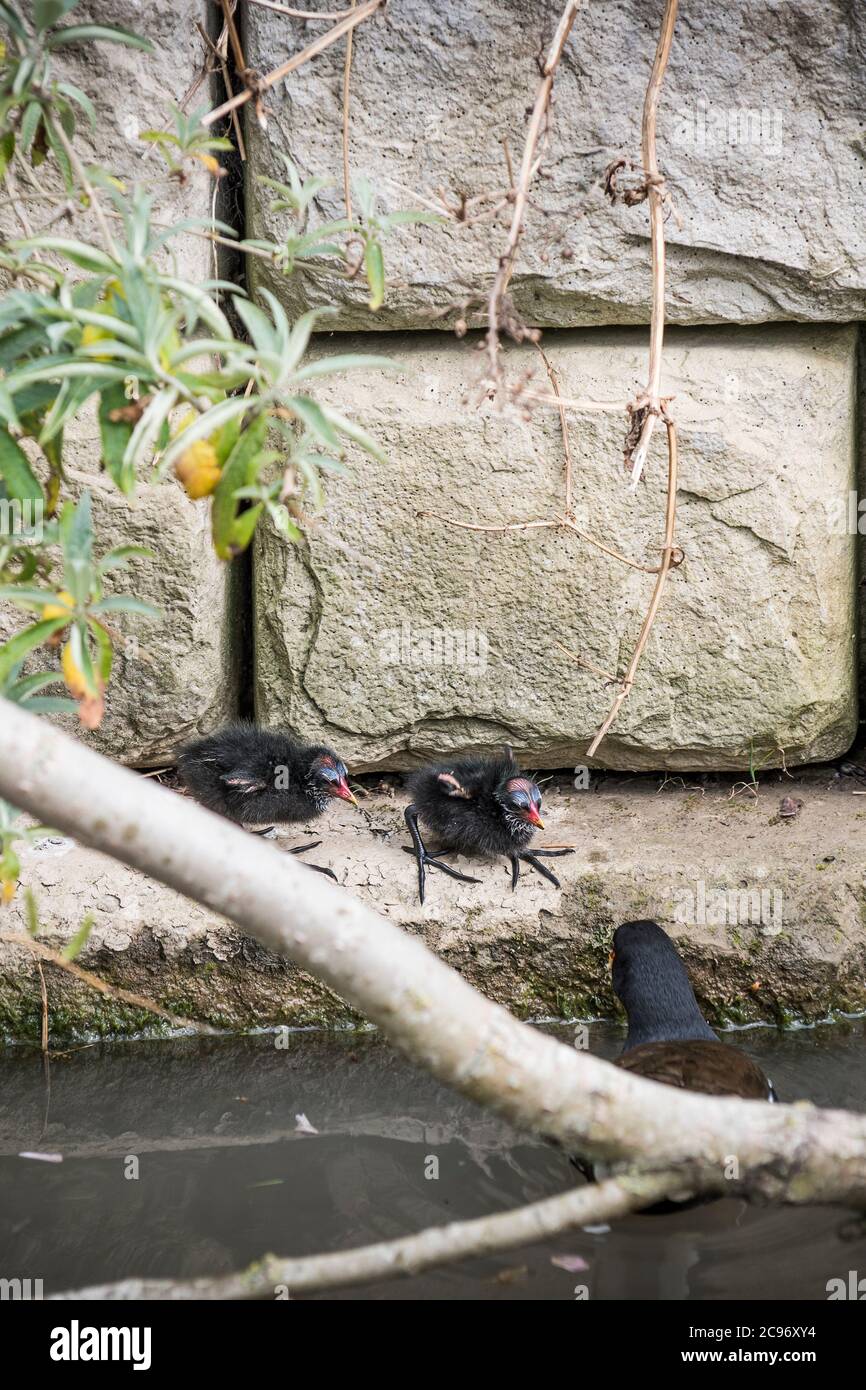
1,1020,865,1301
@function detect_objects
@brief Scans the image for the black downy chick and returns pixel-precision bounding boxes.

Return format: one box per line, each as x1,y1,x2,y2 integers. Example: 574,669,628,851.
403,749,573,903
177,723,357,880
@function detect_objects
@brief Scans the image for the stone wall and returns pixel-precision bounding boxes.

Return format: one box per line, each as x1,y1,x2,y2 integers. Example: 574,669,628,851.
3,1,864,771
246,0,864,770
254,324,858,770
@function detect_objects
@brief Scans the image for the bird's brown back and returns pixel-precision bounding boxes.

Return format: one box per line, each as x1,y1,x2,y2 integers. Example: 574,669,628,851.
616,1038,771,1099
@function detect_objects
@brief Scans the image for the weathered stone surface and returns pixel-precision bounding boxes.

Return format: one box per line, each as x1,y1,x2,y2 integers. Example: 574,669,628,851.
246,0,866,331
0,2,238,764
254,323,858,771
2,770,865,1042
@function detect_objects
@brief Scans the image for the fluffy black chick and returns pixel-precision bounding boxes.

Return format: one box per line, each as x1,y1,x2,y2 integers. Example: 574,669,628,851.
176,723,357,879
403,749,573,903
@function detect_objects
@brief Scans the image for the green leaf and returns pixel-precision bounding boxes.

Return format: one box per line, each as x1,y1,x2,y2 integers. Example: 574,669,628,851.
0,616,69,684
44,117,74,192
121,386,177,480
7,670,63,699
89,618,113,684
211,414,268,560
24,696,79,714
89,595,159,618
292,353,394,384
0,3,28,41
0,430,44,506
0,131,15,181
46,23,153,52
24,887,39,938
98,383,134,492
316,404,386,463
157,396,252,476
97,544,153,574
365,240,385,311
228,502,263,553
34,0,78,31
55,81,96,128
19,102,42,157
62,912,95,962
0,585,58,607
9,237,116,274
285,396,340,449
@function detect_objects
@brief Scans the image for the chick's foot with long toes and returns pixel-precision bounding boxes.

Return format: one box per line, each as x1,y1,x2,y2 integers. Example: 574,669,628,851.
285,841,337,882
403,805,482,905
509,847,573,890
402,749,574,904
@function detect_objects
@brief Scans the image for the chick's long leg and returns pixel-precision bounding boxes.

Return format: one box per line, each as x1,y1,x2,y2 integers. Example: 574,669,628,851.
509,848,574,891
403,805,481,905
286,840,337,881
249,828,337,881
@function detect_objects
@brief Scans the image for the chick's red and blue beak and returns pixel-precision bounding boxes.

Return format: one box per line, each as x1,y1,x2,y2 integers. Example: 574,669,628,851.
525,803,545,829
333,775,357,806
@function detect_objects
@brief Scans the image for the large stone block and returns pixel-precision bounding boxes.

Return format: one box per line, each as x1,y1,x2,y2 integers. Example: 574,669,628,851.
254,323,858,771
0,3,238,764
246,0,866,330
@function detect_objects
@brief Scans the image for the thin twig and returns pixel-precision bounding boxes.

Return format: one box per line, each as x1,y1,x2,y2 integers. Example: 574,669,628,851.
202,0,385,127
37,960,49,1053
554,641,621,685
485,1,581,385
341,0,357,221
247,0,357,18
536,345,573,518
196,19,247,161
0,931,216,1035
626,0,679,488
51,1170,682,1300
586,418,679,755
2,166,35,236
46,116,118,260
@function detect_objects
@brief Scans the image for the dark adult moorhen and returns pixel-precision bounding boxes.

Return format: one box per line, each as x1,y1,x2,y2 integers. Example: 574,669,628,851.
177,723,357,879
402,749,573,903
574,920,777,1210
611,919,777,1101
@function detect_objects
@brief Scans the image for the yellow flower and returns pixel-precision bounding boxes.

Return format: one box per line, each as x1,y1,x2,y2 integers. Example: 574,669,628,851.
195,152,222,177
174,439,221,499
41,589,76,622
61,640,104,730
1,878,16,906
80,322,111,362
61,638,89,699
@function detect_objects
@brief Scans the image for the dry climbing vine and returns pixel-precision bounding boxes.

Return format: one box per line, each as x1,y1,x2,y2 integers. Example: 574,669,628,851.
422,0,684,758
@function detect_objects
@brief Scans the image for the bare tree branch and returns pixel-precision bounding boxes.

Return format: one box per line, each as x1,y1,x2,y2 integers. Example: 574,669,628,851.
1,699,866,1216
51,1171,681,1300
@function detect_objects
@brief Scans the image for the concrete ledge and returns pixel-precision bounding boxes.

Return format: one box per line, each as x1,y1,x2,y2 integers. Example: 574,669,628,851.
1,769,864,1042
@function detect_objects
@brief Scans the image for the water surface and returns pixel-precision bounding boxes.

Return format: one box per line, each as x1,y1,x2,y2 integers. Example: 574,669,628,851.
1,1020,864,1300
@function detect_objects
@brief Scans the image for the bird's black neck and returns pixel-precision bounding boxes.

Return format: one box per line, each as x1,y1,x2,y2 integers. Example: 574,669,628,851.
616,947,717,1051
